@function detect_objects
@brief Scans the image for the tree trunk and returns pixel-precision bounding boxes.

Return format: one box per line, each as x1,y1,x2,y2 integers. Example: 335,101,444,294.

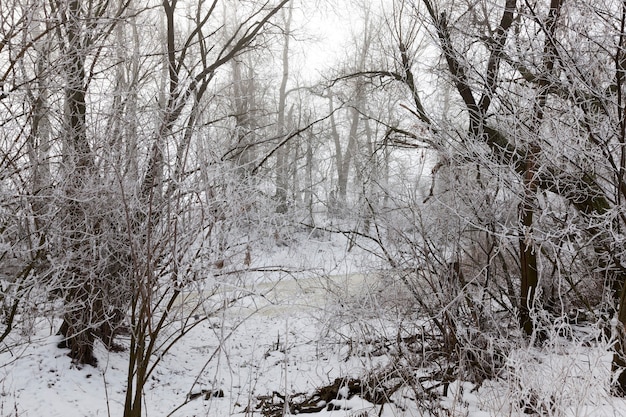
57,0,99,366
275,0,293,213
614,0,626,396
519,178,539,336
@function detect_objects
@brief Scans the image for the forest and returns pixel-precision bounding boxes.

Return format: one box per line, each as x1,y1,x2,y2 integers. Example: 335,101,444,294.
1,0,626,415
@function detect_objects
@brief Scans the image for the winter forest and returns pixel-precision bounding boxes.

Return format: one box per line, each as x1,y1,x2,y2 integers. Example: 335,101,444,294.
2,0,626,415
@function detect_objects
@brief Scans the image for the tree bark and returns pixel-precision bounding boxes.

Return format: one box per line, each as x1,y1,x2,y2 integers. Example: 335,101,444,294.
57,0,99,366
275,0,293,213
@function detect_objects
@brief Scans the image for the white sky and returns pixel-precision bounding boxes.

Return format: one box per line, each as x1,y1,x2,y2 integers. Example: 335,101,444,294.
292,0,387,82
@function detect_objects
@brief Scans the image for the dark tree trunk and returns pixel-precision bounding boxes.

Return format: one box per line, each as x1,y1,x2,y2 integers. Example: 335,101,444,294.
519,204,538,337
57,0,99,366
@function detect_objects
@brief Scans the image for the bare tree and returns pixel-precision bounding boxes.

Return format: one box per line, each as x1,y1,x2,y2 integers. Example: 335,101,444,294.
122,1,291,415
0,0,289,384
315,0,626,396
395,0,626,391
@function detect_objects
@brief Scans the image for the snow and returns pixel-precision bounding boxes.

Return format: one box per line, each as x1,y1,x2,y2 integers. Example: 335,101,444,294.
2,234,626,416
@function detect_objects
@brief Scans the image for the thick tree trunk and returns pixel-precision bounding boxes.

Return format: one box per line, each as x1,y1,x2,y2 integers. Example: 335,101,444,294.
58,286,98,367
57,0,99,366
519,199,538,337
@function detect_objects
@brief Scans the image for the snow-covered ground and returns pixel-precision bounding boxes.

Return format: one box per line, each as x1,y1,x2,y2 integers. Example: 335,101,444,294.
2,234,626,416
